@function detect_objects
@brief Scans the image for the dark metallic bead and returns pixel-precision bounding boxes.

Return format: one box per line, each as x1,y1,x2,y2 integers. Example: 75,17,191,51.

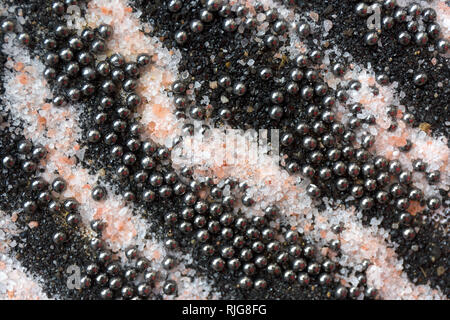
18,33,31,46
427,197,441,210
55,25,69,38
137,283,151,297
398,32,411,45
360,196,375,210
335,286,348,299
422,8,436,22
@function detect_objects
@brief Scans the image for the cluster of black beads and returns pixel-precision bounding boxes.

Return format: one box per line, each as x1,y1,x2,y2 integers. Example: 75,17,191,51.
0,0,446,299
282,0,449,139
0,6,372,299
131,0,448,296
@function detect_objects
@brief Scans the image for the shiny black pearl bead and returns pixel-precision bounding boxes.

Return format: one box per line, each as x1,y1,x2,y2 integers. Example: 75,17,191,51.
95,61,110,77
121,286,134,299
43,37,57,50
330,62,345,77
422,8,436,22
364,179,377,192
81,67,96,81
307,184,321,198
375,190,389,204
402,228,416,240
59,48,74,62
355,3,369,17
91,186,106,201
426,170,440,184
227,258,241,271
348,163,361,177
333,161,347,176
242,263,255,276
44,52,60,66
393,8,407,22
399,212,412,225
91,39,106,53
23,200,37,214
415,32,428,46
79,28,94,42
43,67,57,80
52,232,67,245
97,24,113,40
67,88,81,102
307,263,320,275
319,273,332,286
413,72,428,86
81,82,95,96
22,161,37,173
63,198,79,212
55,25,69,38
211,257,225,272
239,248,253,262
111,145,124,159
201,244,215,257
174,30,188,44
111,69,125,83
189,19,204,33
364,32,379,46
267,263,282,277
282,270,296,283
405,20,419,34
137,283,151,298
335,286,348,299
76,52,92,66
388,160,402,175
398,31,411,45
126,93,142,108
427,197,441,210
399,171,412,184
87,129,101,143
97,251,112,265
31,178,48,191
294,272,309,287
351,185,364,198
68,37,84,52
296,23,310,38
52,95,66,107
437,39,449,54
343,131,356,143
390,183,404,198
426,23,441,38
374,156,388,171
251,241,265,254
233,82,247,96
318,167,332,180
124,63,140,78
376,172,390,187
360,196,374,210
222,18,237,32
327,148,342,161
97,274,109,286
408,188,423,201
164,211,178,225
37,191,51,205
238,277,253,290
51,177,67,193
412,159,427,172
396,198,410,210
48,200,61,214
143,270,158,283
330,124,344,137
